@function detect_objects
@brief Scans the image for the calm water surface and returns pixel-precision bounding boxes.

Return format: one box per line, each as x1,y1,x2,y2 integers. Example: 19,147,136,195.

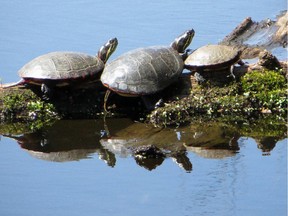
0,119,287,216
0,0,287,216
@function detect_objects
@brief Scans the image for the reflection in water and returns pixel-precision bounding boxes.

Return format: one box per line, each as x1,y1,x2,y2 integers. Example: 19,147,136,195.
100,118,193,171
255,137,278,156
180,123,241,159
2,118,285,171
135,156,165,171
5,120,116,166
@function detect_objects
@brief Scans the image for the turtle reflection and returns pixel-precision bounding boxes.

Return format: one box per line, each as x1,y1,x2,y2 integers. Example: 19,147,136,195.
6,120,116,167
178,122,241,159
255,137,278,156
2,117,285,170
101,119,193,172
3,118,194,171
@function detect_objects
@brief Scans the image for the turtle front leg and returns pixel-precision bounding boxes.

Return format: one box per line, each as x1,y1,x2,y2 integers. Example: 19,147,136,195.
237,59,245,66
41,83,54,100
141,96,164,111
181,48,193,60
103,89,111,112
229,65,236,79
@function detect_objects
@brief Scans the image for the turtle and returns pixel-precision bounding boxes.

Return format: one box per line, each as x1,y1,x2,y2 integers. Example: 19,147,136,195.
184,44,244,84
101,29,195,111
2,37,118,98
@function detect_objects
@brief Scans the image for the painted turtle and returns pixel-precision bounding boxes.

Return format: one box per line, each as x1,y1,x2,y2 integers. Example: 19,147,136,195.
101,29,195,110
3,38,118,98
184,44,243,84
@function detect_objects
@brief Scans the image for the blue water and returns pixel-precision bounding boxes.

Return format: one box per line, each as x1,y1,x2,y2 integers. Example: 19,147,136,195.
0,0,286,83
0,1,287,216
0,135,287,216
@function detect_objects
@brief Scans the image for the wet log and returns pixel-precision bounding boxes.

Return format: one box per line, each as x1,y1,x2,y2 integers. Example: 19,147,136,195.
220,11,288,59
0,59,286,124
0,78,156,123
0,81,103,122
221,16,255,44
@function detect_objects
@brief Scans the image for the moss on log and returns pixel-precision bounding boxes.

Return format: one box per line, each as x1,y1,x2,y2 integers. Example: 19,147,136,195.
0,81,106,123
147,68,287,126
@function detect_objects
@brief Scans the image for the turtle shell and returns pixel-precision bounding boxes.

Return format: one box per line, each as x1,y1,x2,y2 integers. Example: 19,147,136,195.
185,45,241,71
19,51,104,85
100,46,183,96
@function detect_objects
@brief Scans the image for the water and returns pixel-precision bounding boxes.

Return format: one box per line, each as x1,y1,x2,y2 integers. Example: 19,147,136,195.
0,0,287,83
0,0,287,215
0,118,287,216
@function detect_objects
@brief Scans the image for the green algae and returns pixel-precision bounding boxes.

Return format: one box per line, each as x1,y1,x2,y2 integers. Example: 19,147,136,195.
148,69,287,127
0,88,59,130
240,70,287,112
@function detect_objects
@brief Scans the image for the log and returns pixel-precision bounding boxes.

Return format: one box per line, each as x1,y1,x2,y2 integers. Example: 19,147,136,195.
220,11,288,59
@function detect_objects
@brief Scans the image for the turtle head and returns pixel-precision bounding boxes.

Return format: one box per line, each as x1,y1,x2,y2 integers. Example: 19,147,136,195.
98,37,118,63
170,29,195,54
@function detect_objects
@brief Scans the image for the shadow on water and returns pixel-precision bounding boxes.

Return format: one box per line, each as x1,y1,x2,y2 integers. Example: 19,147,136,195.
1,116,286,171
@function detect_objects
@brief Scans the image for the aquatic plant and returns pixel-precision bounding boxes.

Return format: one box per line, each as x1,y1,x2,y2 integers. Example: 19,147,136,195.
241,70,287,112
148,69,287,127
0,89,59,127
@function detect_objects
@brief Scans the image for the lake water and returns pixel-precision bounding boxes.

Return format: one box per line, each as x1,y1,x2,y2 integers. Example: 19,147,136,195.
0,0,287,216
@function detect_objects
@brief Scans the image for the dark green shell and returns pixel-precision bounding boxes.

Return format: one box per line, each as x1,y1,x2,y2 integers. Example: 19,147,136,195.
19,52,104,83
185,45,241,71
101,46,183,96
